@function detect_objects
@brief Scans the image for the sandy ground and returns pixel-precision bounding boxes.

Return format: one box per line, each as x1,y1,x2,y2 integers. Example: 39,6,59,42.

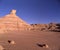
0,31,60,50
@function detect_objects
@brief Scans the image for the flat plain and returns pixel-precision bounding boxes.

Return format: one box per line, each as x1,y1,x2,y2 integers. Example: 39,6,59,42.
0,31,60,50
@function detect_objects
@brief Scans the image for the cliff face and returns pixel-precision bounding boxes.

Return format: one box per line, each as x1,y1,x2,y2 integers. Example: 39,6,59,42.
0,10,32,33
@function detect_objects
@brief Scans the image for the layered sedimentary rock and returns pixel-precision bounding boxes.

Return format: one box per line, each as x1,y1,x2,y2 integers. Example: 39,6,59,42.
0,10,32,33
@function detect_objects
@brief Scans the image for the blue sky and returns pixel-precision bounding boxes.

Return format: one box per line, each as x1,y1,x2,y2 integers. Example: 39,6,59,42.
0,0,60,24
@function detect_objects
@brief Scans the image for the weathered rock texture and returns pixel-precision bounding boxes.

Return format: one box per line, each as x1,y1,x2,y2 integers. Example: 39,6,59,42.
31,23,60,32
0,10,32,33
0,10,60,33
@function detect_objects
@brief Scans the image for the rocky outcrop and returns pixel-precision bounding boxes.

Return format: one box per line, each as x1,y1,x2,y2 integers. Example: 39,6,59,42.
30,23,60,32
0,10,32,33
30,24,48,31
48,23,60,32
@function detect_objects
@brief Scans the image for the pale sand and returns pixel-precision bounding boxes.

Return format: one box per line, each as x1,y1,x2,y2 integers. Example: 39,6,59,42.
0,31,60,50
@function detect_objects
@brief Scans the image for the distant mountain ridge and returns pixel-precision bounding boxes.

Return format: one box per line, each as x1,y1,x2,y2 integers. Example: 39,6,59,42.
31,23,60,32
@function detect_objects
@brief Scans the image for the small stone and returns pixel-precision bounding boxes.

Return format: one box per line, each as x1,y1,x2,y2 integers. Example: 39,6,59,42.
37,43,49,48
0,45,5,50
8,40,16,45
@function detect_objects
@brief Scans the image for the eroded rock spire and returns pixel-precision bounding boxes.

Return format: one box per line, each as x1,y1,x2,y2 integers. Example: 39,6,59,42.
10,9,16,15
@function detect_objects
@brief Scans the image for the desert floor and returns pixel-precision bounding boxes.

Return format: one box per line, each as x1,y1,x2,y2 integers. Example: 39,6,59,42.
0,31,60,50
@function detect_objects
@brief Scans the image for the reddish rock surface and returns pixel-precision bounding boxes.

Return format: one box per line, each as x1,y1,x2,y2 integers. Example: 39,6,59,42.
0,10,32,33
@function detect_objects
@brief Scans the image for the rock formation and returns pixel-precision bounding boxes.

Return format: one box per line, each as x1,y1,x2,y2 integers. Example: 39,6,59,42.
31,23,60,32
31,24,48,31
0,10,60,33
0,10,32,33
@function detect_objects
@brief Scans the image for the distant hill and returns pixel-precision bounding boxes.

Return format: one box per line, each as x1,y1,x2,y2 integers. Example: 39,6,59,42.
30,23,60,32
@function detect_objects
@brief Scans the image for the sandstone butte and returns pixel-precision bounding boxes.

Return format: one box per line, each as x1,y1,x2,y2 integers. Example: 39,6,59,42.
0,10,32,33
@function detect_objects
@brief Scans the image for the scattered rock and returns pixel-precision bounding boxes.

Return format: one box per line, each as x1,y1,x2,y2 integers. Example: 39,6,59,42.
0,45,5,50
37,43,49,48
31,23,60,32
8,40,16,45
